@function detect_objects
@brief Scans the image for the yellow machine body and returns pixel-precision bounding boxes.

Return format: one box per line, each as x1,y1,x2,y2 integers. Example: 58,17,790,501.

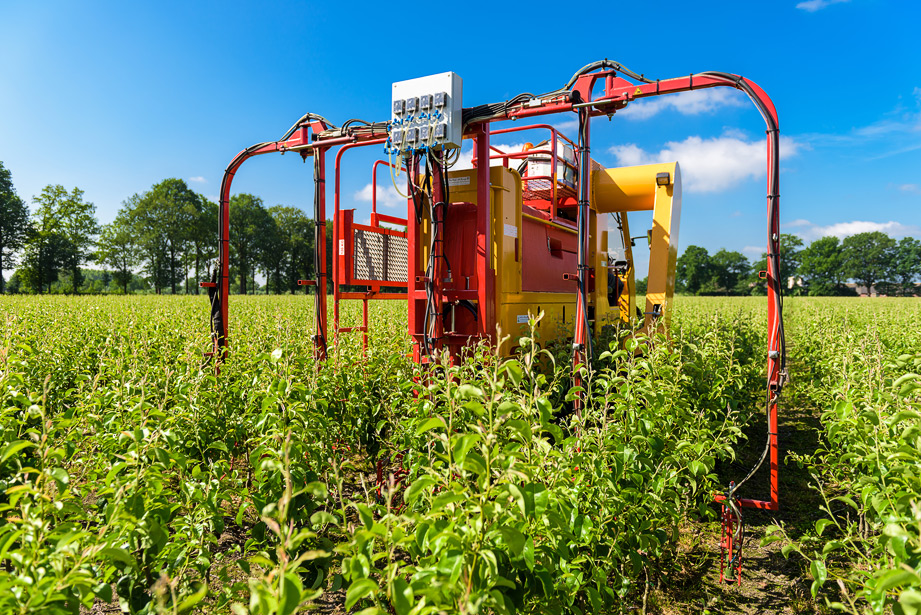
417,161,681,352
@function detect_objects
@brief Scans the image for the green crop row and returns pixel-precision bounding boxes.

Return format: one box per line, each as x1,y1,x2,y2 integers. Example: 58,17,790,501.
763,299,921,614
0,295,766,613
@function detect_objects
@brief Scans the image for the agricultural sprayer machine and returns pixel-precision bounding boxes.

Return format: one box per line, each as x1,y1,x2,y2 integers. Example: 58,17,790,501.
203,60,787,583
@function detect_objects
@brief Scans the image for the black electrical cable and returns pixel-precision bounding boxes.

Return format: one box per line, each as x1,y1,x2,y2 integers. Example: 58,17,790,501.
312,154,328,355
575,108,594,363
280,112,338,142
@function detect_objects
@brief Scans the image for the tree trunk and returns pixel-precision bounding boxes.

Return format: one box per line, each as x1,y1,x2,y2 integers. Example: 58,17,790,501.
170,247,177,294
239,265,247,295
0,250,4,294
195,247,201,295
72,265,80,294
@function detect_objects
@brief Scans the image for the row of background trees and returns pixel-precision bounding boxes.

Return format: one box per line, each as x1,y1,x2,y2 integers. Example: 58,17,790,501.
666,232,921,296
0,161,324,295
2,160,920,297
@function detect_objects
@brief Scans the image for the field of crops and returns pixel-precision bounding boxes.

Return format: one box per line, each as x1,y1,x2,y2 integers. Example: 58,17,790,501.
1,295,919,615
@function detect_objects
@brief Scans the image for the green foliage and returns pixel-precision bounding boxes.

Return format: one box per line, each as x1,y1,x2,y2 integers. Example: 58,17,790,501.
229,194,275,295
892,237,921,296
800,236,847,296
97,213,142,294
763,298,921,614
842,231,897,294
0,161,30,294
676,245,712,295
0,295,769,613
18,185,98,294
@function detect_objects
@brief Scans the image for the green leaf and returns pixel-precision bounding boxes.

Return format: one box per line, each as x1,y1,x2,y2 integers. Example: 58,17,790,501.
810,559,827,593
874,569,921,597
587,587,602,612
498,527,526,557
100,547,136,568
310,511,338,527
815,519,834,536
280,572,303,615
503,361,524,386
822,540,844,556
345,578,378,610
456,384,484,400
304,481,328,499
451,433,480,465
390,577,413,615
94,582,113,604
831,495,858,510
431,491,465,511
505,419,532,442
177,582,208,613
415,416,445,436
47,467,70,487
899,589,921,615
354,503,374,529
404,475,437,505
0,440,35,464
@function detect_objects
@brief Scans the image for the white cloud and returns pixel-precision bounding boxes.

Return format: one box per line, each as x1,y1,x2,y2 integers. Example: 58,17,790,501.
609,132,800,193
898,183,921,194
355,182,405,209
788,219,921,241
743,245,764,256
796,0,849,11
188,176,207,184
552,118,579,133
618,89,746,121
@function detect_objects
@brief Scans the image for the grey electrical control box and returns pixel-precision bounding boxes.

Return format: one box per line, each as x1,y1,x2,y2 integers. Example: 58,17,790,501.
390,72,462,154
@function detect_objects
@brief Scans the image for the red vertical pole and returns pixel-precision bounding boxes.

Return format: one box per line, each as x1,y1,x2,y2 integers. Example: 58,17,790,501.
765,124,782,510
219,190,230,352
362,295,369,356
431,161,446,356
315,149,328,361
333,149,342,343
475,125,494,341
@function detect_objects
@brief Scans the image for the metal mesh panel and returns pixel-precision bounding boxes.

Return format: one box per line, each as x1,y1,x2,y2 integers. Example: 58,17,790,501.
522,178,576,202
386,235,408,282
353,229,407,283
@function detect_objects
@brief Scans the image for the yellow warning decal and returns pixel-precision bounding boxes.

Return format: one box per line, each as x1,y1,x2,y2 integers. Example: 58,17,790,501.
634,87,642,95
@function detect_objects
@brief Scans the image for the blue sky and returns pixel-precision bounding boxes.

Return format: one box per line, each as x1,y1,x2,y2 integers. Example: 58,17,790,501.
2,0,919,277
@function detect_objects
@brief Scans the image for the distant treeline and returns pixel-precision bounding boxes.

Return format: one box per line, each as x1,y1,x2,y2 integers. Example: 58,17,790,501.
1,161,327,295
665,233,921,297
2,161,920,297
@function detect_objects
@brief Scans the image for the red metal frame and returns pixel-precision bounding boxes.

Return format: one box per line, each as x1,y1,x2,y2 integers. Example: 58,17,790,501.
488,124,579,218
209,64,783,515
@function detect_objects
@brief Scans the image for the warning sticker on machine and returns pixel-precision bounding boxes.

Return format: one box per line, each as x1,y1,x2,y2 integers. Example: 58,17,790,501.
338,239,345,256
517,315,529,324
448,176,470,186
504,224,518,238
